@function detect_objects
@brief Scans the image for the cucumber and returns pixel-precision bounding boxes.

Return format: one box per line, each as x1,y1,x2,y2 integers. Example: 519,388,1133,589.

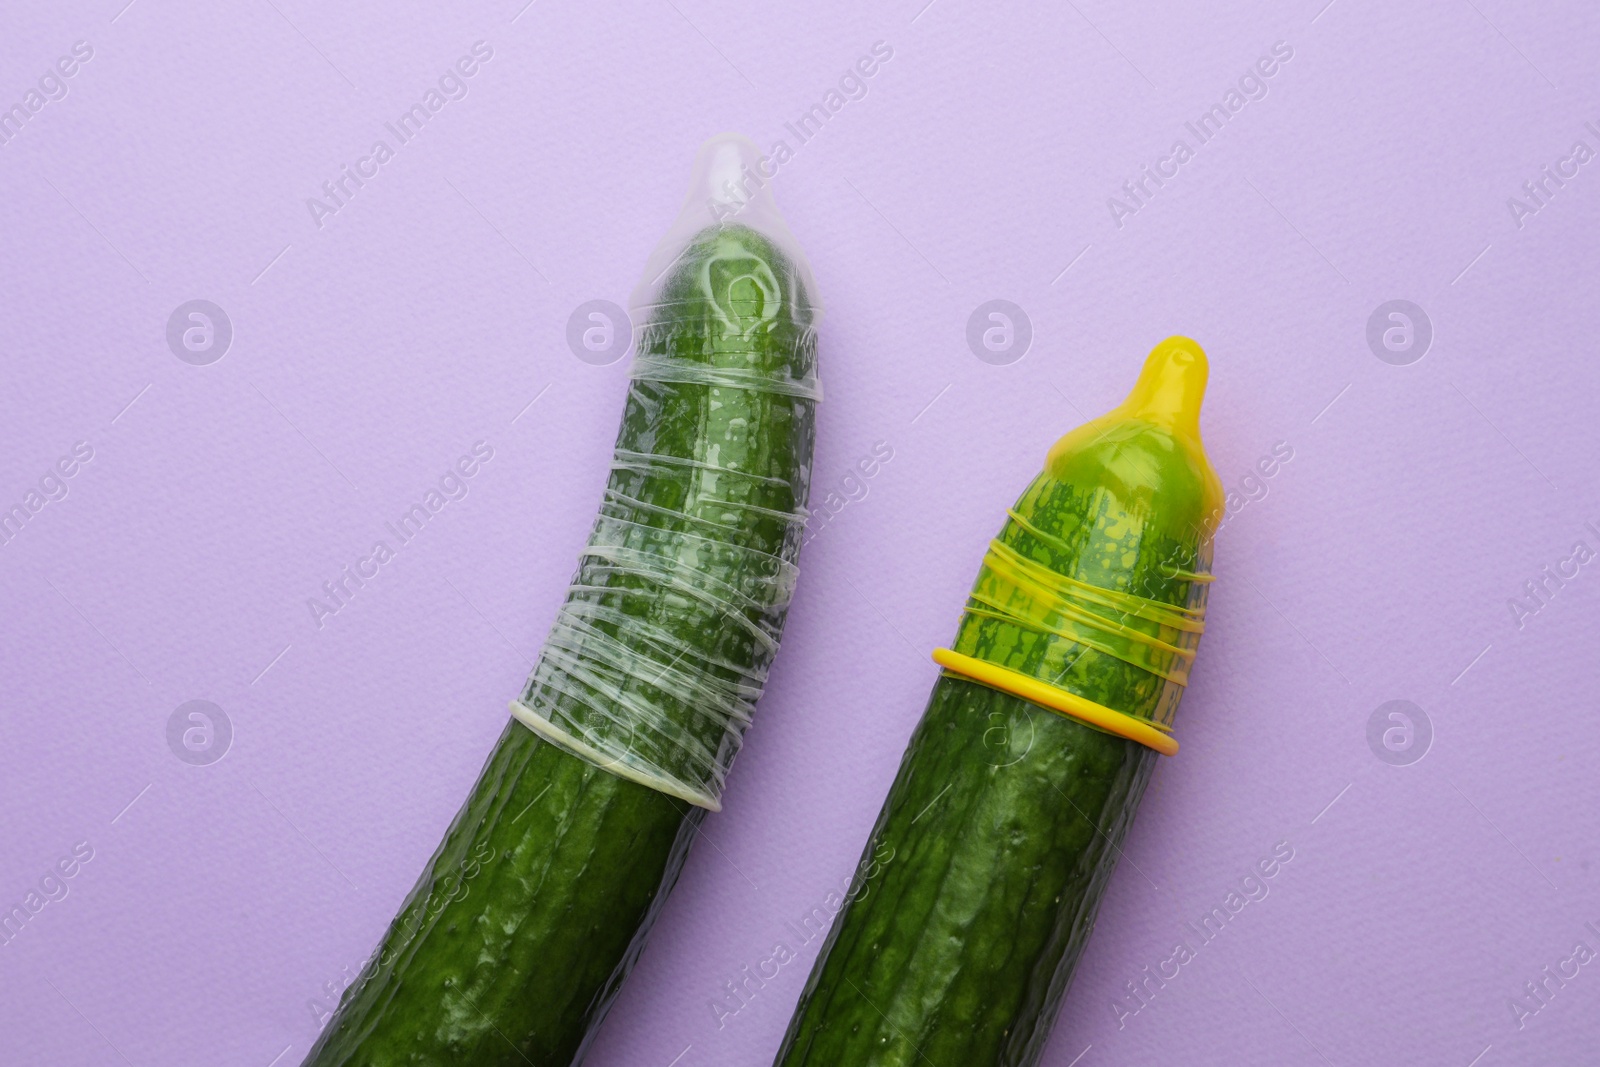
304,137,819,1067
774,338,1220,1067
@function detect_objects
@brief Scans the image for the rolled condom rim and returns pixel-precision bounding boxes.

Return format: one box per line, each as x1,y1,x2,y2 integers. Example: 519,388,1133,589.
508,699,730,810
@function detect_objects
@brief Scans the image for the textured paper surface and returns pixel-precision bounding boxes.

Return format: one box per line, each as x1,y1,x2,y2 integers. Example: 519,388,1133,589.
0,2,1596,1065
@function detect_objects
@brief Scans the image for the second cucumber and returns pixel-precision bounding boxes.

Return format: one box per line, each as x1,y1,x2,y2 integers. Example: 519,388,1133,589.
774,338,1221,1067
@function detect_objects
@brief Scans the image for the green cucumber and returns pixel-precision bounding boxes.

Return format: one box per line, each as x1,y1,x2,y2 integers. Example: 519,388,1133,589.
302,724,702,1066
774,339,1220,1067
304,137,819,1066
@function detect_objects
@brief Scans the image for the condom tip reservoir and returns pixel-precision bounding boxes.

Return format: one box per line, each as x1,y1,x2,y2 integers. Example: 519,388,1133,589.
630,132,820,325
1045,336,1225,542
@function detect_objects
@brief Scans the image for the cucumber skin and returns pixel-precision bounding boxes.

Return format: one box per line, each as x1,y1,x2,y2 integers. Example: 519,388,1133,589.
304,723,700,1066
775,683,1152,1067
304,226,815,1067
775,470,1204,1067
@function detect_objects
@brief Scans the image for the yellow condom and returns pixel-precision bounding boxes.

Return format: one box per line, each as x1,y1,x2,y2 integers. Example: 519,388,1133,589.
935,336,1222,754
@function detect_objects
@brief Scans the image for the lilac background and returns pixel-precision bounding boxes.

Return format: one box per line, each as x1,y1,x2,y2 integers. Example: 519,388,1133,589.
2,1,1598,1065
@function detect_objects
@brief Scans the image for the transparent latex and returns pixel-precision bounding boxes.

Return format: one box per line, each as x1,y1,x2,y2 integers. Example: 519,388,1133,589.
512,134,819,810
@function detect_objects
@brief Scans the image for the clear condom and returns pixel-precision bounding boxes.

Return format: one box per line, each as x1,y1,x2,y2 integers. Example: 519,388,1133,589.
628,133,822,403
512,134,820,811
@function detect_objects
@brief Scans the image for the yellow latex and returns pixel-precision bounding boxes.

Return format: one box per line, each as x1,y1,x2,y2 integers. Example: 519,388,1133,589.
1046,335,1224,540
937,336,1222,752
932,648,1180,756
